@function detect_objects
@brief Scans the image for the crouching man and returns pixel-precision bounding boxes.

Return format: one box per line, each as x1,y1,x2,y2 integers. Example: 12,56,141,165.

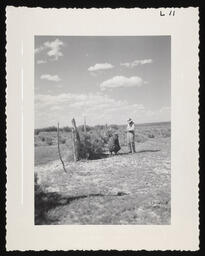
126,118,136,153
108,133,121,155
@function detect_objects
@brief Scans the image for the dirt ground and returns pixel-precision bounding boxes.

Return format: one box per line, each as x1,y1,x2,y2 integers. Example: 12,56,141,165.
35,137,171,225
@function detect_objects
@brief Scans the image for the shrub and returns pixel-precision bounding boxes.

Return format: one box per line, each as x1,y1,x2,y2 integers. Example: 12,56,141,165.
35,172,38,185
65,151,75,162
34,173,51,224
59,137,66,144
63,126,72,132
41,136,45,142
35,172,44,222
36,126,58,133
99,133,110,144
104,128,115,139
94,125,105,130
44,126,57,132
46,137,53,145
135,134,147,143
110,124,119,130
78,125,92,132
79,132,106,159
35,129,40,135
161,128,171,138
148,133,155,138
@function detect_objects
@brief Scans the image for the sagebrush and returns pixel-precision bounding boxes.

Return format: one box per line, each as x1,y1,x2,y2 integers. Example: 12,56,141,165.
78,131,107,160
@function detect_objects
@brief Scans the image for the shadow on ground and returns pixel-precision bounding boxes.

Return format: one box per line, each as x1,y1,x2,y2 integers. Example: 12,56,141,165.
136,149,160,153
117,149,160,156
35,190,129,225
76,149,161,161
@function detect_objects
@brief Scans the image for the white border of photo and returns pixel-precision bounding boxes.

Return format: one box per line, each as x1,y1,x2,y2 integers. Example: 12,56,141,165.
6,7,199,251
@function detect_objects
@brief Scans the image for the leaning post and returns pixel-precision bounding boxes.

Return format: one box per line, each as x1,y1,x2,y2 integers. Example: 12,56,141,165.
71,118,81,161
57,122,67,173
84,116,87,134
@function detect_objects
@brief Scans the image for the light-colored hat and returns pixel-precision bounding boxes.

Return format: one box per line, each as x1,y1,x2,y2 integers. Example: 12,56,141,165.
127,118,133,123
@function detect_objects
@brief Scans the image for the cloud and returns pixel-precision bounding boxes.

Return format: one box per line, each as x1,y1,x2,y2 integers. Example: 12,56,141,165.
56,84,64,88
35,92,145,127
120,59,153,68
44,38,64,60
35,38,64,61
140,59,153,65
35,92,170,128
50,105,62,111
35,46,44,54
40,74,61,82
100,76,144,90
88,63,114,72
120,62,130,68
37,59,47,64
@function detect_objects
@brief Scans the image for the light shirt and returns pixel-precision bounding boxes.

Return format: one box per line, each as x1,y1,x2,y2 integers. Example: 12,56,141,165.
127,122,135,132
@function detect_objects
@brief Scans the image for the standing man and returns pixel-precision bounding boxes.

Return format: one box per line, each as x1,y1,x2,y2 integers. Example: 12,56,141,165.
126,118,136,153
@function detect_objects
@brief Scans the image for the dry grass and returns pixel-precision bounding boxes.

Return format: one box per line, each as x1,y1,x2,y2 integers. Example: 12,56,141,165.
34,122,170,163
34,122,171,147
35,144,73,166
35,123,171,225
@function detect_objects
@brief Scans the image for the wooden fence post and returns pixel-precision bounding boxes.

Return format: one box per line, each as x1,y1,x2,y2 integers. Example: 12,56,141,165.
104,123,108,137
84,116,87,134
71,118,81,161
71,128,76,162
57,123,67,173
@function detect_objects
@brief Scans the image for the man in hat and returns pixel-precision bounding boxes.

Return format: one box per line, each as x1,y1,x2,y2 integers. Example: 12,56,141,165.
126,118,136,153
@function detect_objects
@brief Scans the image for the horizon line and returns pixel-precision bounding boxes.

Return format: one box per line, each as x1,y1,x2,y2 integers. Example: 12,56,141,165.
35,120,171,130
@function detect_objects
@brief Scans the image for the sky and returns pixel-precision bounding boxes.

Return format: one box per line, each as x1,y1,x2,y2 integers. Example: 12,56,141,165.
35,36,171,128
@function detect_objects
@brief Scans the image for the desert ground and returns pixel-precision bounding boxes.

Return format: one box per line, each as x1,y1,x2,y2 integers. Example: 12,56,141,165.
34,122,171,225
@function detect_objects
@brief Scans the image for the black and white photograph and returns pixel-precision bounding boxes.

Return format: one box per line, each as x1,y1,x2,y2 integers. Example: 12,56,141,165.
34,36,171,225
6,7,199,250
